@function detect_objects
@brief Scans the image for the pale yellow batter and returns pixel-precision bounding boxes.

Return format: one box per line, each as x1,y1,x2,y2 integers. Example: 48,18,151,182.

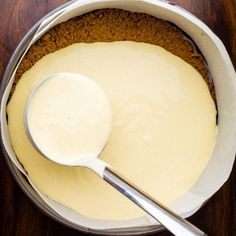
7,41,217,221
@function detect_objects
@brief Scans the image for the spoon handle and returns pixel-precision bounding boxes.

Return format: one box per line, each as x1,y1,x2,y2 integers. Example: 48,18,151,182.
103,167,207,236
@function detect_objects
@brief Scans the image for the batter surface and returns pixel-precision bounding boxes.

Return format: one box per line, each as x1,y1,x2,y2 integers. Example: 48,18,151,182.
7,41,217,221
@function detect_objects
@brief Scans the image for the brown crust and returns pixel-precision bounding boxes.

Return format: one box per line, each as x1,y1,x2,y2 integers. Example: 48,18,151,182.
14,9,215,99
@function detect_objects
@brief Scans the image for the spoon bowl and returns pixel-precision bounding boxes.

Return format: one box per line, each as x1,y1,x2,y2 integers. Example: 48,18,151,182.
24,72,111,174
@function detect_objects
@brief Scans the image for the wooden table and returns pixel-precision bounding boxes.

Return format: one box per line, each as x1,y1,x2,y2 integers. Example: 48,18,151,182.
0,1,235,235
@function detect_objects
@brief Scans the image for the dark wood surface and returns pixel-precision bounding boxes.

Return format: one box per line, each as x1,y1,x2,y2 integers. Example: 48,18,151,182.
0,0,235,235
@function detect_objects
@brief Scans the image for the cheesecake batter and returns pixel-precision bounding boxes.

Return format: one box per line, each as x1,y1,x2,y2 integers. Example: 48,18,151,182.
7,41,217,221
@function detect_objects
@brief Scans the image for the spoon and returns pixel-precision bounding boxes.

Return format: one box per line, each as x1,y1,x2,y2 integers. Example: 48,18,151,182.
24,72,207,236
